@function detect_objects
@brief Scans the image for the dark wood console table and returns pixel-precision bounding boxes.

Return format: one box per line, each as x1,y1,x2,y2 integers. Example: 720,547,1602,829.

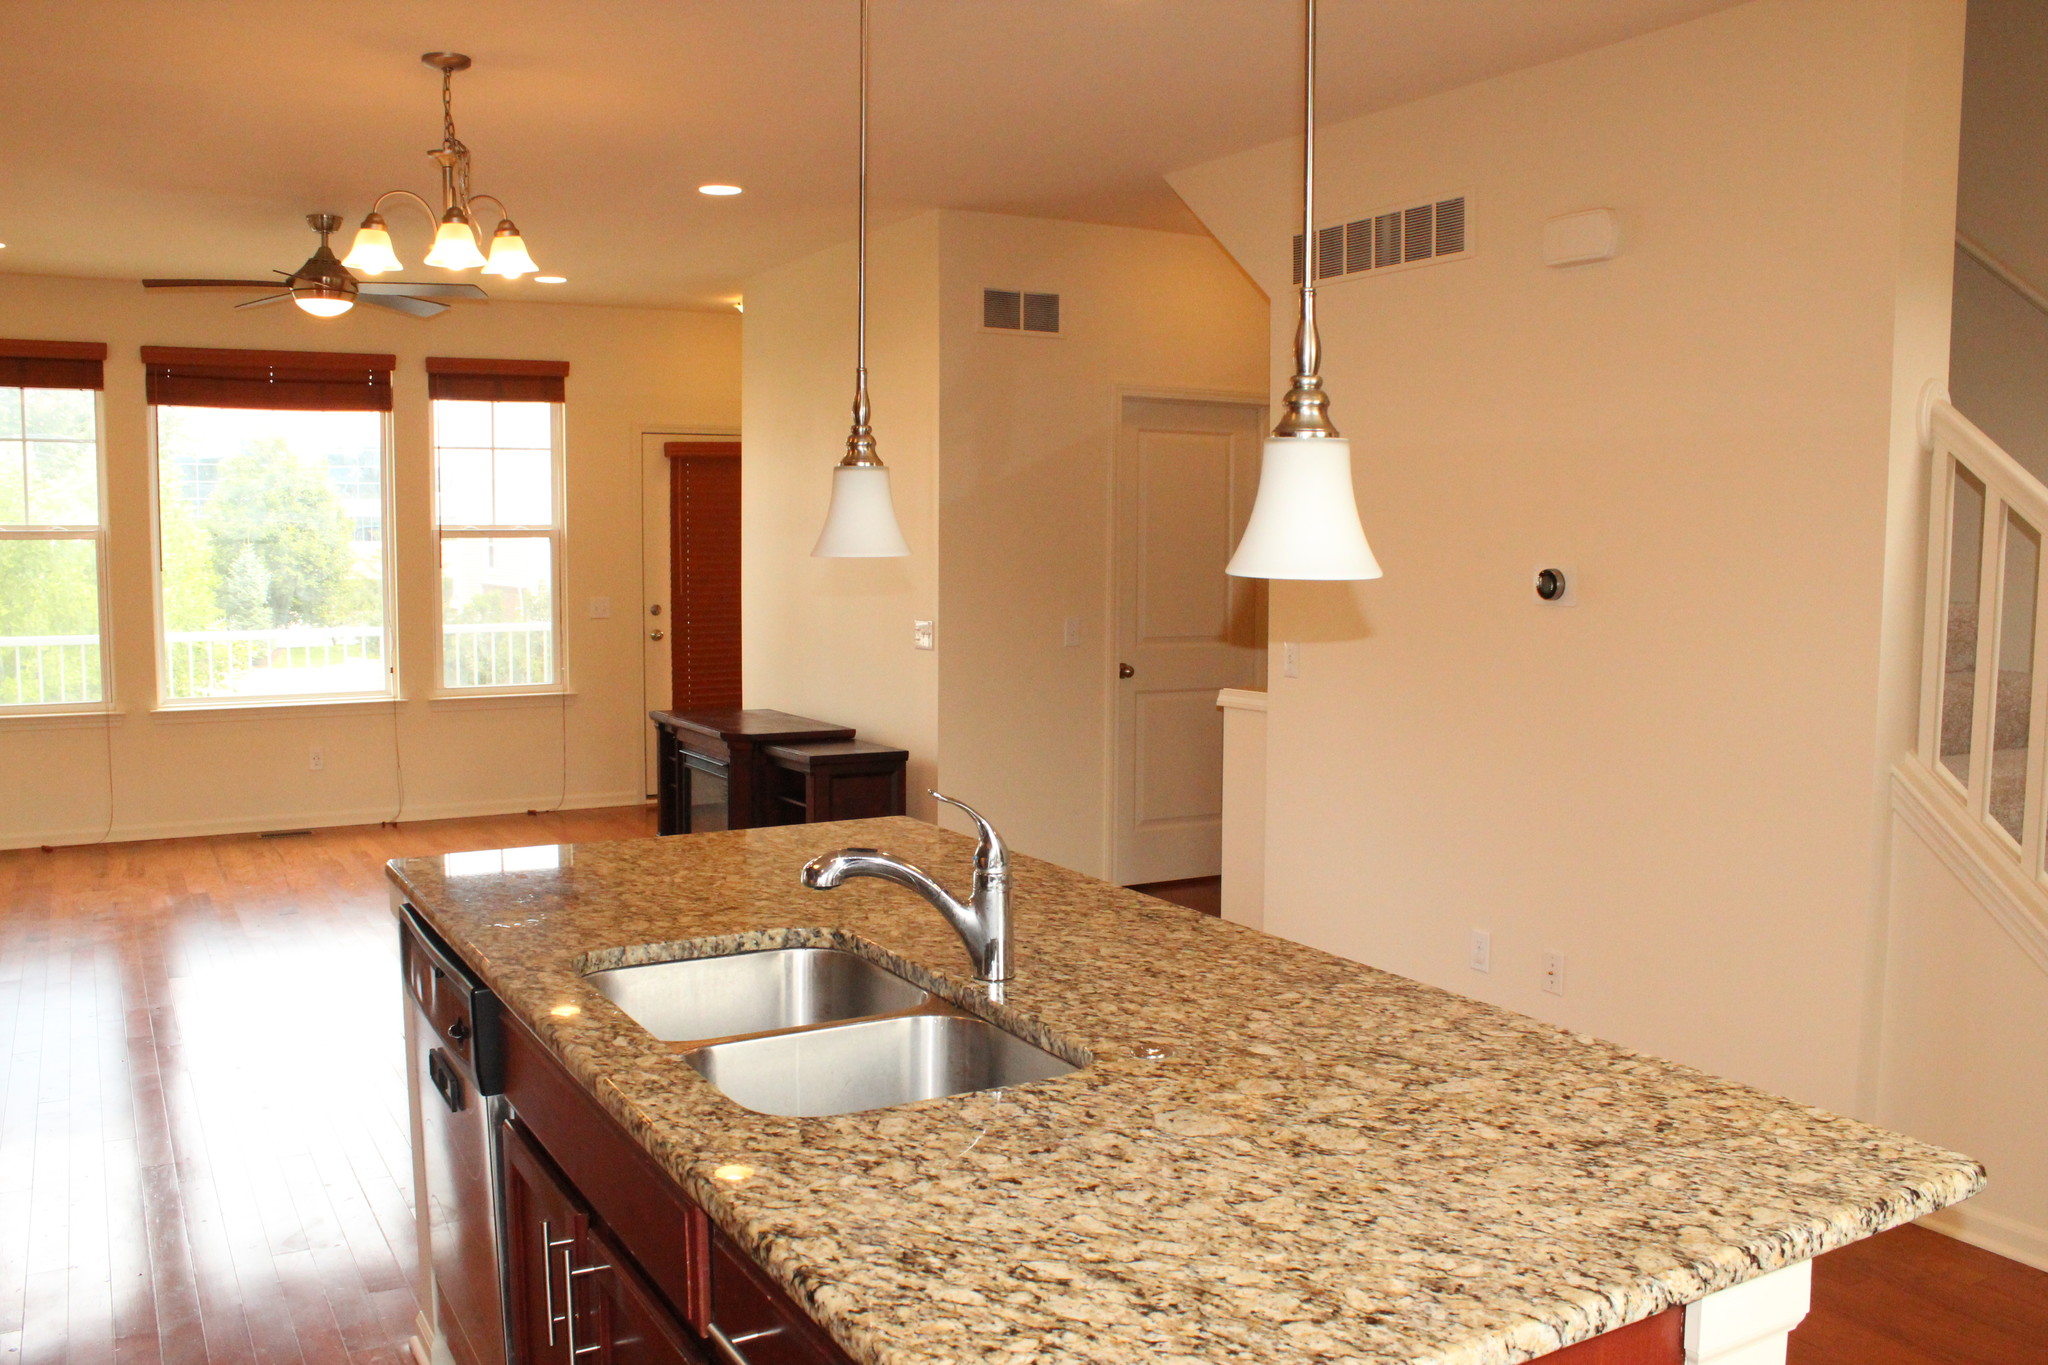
652,709,908,835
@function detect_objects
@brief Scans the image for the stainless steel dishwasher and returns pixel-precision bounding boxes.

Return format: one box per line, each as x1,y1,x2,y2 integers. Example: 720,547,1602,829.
402,904,509,1365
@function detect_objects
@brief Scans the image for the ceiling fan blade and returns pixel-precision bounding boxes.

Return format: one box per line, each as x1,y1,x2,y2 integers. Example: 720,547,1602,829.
357,292,448,318
233,292,293,310
359,281,489,300
142,278,284,289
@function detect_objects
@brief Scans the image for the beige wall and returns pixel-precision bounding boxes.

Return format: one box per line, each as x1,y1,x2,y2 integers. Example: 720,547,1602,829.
740,210,1268,867
1170,0,1963,1116
740,215,944,818
934,212,1267,874
0,273,739,847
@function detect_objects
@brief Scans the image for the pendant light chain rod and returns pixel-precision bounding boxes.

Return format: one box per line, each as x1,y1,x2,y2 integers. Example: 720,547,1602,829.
1274,0,1338,439
842,0,881,467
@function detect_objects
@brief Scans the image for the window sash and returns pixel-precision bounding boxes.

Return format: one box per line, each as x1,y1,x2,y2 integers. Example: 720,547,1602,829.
0,386,109,713
431,401,565,693
149,406,397,707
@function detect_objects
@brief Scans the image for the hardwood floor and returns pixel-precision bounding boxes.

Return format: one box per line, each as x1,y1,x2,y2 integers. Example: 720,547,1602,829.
0,807,655,1365
1127,874,1222,917
2,809,2042,1365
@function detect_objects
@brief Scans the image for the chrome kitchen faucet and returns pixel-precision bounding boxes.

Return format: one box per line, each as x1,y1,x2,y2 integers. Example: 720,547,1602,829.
800,791,1011,982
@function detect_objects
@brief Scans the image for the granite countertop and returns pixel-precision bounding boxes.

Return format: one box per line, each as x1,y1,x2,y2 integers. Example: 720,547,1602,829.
388,818,1983,1365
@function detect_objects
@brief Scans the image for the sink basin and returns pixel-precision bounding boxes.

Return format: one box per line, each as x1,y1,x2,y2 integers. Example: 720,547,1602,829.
682,1011,1078,1117
585,947,928,1043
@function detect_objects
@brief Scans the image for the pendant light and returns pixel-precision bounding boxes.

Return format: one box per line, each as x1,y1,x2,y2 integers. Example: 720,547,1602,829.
1226,0,1381,581
812,0,910,559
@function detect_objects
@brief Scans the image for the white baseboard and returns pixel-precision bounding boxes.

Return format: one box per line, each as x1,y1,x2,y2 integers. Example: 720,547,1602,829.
1920,1202,2048,1272
0,789,650,851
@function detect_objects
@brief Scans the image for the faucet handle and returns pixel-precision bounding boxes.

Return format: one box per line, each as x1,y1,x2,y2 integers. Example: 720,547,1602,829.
929,790,1007,877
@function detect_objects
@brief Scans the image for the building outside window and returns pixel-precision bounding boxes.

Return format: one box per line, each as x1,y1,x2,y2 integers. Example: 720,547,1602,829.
0,342,110,711
427,357,569,692
145,346,396,704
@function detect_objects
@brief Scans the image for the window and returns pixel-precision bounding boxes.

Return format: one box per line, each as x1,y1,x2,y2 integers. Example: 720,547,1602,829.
428,357,569,692
145,346,396,704
0,340,109,711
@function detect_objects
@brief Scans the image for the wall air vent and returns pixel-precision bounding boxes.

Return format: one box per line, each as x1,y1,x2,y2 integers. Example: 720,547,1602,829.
1291,193,1469,285
982,288,1062,334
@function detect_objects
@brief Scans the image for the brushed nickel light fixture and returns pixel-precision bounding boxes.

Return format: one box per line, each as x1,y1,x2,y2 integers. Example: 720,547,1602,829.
1226,0,1381,581
343,53,541,280
812,0,909,558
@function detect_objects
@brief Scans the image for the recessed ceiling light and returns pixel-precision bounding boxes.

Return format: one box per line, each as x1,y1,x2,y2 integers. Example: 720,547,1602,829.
698,184,743,196
533,275,568,284
732,301,744,313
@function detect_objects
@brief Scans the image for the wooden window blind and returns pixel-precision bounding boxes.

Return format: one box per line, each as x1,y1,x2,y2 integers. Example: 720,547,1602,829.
141,346,396,411
667,441,742,709
426,356,570,403
0,339,107,390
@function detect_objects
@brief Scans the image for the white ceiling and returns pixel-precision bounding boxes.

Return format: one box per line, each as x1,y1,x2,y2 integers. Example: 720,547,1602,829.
0,0,1744,311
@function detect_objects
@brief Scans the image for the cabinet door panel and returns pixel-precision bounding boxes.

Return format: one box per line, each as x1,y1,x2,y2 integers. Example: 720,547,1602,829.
502,1119,585,1365
586,1224,708,1365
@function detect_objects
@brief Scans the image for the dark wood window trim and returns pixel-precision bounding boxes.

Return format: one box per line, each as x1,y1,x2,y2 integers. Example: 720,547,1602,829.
426,356,570,403
141,345,396,412
0,338,108,390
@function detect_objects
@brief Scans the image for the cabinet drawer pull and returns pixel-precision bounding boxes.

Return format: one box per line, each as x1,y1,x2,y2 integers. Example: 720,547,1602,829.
542,1224,575,1346
563,1259,612,1358
708,1324,784,1365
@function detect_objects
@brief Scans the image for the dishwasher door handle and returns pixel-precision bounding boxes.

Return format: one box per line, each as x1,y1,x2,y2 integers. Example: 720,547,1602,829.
426,1047,466,1113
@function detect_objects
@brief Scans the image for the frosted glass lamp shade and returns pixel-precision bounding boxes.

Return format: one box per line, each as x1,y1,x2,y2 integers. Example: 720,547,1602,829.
812,465,909,557
425,216,488,270
483,221,538,277
1225,437,1381,580
292,294,354,318
342,219,403,274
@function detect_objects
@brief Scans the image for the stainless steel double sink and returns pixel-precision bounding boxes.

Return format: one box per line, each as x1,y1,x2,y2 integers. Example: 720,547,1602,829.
584,947,1078,1117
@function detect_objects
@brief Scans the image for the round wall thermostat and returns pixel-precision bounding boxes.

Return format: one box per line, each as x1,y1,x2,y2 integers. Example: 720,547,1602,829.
1535,568,1569,601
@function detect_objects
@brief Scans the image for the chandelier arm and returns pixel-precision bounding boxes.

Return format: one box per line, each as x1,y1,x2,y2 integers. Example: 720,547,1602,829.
371,189,442,233
465,194,511,224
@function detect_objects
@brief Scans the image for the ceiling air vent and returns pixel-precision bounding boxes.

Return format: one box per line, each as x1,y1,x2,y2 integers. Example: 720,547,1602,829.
982,288,1062,335
1292,193,1469,285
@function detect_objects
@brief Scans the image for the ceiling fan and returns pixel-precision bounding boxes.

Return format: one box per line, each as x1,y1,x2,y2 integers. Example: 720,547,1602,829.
141,213,488,318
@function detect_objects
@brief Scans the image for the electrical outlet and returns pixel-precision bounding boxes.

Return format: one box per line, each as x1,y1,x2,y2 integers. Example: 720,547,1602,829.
1542,951,1566,996
1062,616,1081,647
1283,641,1301,678
1468,929,1491,973
308,746,324,772
913,619,935,650
588,596,612,619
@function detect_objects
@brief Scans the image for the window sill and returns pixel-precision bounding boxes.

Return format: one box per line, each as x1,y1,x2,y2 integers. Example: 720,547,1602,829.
150,696,401,723
0,708,125,732
427,691,575,713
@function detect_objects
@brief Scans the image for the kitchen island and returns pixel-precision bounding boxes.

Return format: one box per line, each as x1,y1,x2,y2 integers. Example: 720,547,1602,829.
389,818,1983,1365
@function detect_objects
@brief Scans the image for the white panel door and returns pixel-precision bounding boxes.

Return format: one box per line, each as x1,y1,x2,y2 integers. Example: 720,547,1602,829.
1112,398,1265,884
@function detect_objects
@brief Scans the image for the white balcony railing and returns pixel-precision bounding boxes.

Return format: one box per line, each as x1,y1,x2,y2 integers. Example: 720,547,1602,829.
0,621,554,706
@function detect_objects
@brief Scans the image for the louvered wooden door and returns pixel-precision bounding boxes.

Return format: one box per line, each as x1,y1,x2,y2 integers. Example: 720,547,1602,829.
665,442,742,710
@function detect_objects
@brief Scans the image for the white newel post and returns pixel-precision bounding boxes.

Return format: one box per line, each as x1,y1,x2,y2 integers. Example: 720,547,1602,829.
1683,1260,1811,1365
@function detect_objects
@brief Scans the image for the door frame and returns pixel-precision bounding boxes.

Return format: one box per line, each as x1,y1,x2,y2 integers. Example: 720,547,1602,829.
640,424,739,797
1103,385,1268,884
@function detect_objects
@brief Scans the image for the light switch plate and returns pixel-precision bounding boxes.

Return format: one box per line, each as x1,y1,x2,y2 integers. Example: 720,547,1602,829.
913,619,935,650
1468,929,1491,973
1543,951,1567,996
588,596,612,619
1062,616,1081,647
1283,642,1301,678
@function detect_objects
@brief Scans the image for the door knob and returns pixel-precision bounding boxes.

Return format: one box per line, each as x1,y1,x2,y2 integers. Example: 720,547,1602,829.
1118,662,1134,679
650,629,665,641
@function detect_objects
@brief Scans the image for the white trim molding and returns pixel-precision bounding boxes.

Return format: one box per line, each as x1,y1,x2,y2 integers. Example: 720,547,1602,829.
1683,1260,1810,1365
1216,687,1268,713
1920,1202,2048,1274
1892,754,2048,977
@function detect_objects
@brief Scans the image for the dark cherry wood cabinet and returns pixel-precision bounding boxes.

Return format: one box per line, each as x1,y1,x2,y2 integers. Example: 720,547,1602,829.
651,710,855,835
763,741,909,826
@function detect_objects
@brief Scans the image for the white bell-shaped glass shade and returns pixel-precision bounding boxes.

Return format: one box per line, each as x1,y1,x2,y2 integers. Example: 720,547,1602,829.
292,294,354,318
1225,436,1381,580
812,464,909,557
342,221,403,274
425,216,488,270
483,222,538,278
